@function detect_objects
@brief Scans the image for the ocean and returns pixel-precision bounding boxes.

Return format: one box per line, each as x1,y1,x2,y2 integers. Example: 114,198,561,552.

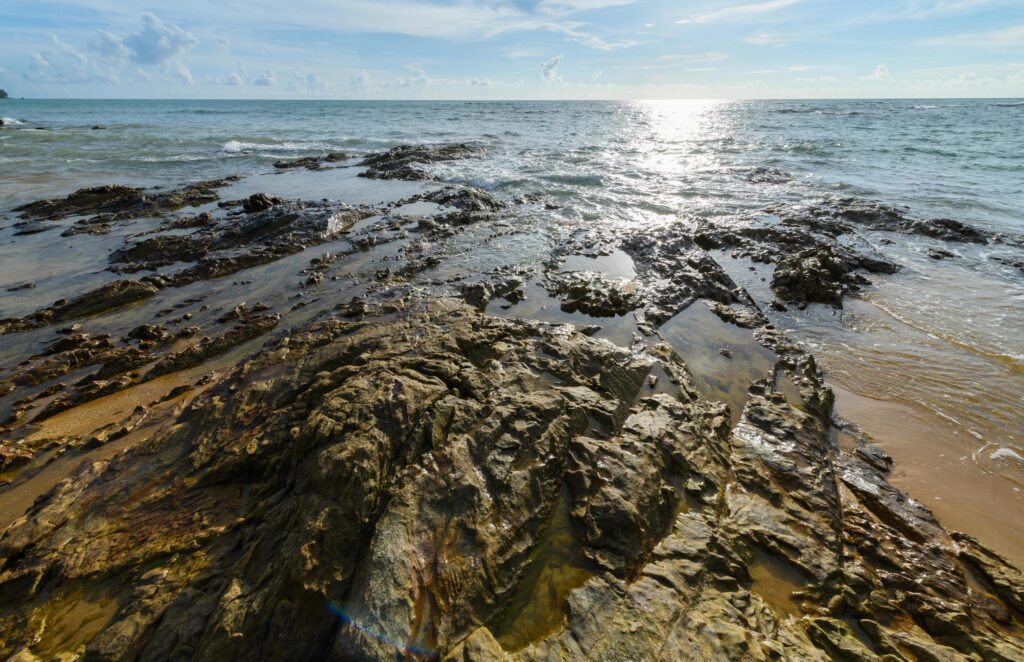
1,97,1023,556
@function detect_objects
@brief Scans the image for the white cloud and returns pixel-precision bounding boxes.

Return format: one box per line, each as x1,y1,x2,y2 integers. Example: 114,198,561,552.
655,52,729,64
92,30,130,61
793,75,839,82
25,34,119,84
678,0,800,24
906,0,994,18
537,0,635,12
860,64,891,80
541,23,638,50
541,55,564,84
742,33,788,47
25,14,199,87
351,70,371,89
1010,68,1024,83
919,24,1024,49
122,13,198,65
215,72,244,86
294,72,329,94
169,61,194,85
396,65,428,87
253,70,276,86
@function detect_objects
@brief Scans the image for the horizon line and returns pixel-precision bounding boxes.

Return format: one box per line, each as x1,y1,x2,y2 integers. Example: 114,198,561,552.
3,96,1023,102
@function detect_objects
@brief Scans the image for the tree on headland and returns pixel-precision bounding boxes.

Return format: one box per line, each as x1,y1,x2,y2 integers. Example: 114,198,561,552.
0,90,8,99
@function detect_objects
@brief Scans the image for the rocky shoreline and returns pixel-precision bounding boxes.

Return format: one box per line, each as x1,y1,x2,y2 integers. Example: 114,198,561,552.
0,143,1022,660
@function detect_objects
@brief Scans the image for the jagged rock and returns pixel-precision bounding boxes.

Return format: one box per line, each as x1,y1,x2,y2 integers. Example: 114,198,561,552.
274,153,349,170
13,184,143,220
741,166,792,184
242,192,281,213
927,247,956,260
359,143,481,181
0,280,159,336
415,186,507,212
0,300,1019,661
547,271,639,317
109,200,371,286
147,313,280,378
127,324,172,343
772,245,868,308
13,178,238,226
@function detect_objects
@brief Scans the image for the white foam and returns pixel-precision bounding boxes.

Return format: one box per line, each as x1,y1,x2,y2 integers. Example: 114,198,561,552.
990,447,1023,462
0,117,26,125
222,140,333,154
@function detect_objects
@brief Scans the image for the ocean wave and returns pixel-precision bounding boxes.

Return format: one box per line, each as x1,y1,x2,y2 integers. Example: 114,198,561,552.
992,102,1024,108
0,117,26,126
134,154,215,163
778,141,838,157
540,173,604,186
772,108,864,116
222,140,336,154
902,145,958,158
173,109,238,115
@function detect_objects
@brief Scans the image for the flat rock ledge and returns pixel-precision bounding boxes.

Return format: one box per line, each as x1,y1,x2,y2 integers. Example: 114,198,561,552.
0,299,1021,661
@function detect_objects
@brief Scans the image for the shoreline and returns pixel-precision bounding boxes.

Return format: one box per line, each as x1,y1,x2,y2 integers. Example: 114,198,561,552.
0,144,1022,658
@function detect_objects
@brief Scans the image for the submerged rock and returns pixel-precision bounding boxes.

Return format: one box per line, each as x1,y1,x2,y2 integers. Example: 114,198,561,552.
0,279,159,336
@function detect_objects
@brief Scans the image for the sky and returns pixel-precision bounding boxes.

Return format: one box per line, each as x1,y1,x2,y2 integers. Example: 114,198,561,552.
0,0,1022,99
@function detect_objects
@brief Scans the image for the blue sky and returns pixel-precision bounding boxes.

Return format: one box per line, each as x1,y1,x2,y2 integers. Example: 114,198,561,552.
1,0,1022,98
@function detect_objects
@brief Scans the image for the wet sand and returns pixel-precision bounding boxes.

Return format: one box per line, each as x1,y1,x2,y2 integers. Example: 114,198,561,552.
833,382,1024,569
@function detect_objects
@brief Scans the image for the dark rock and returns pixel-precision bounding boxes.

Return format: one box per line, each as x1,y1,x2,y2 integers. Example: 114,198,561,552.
0,301,1019,661
359,143,481,181
927,247,956,260
547,271,639,317
242,193,281,213
13,178,238,225
147,314,280,378
741,166,792,184
273,152,348,170
127,324,172,343
0,280,159,336
771,245,870,308
992,255,1024,274
412,186,507,212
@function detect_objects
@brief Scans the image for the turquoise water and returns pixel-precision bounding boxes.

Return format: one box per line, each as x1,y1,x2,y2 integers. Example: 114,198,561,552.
1,98,1023,522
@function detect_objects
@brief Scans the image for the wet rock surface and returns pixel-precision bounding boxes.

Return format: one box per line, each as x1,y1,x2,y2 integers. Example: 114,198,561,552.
359,143,482,180
0,154,1022,660
274,152,350,170
11,178,238,235
0,280,159,336
0,300,1020,660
